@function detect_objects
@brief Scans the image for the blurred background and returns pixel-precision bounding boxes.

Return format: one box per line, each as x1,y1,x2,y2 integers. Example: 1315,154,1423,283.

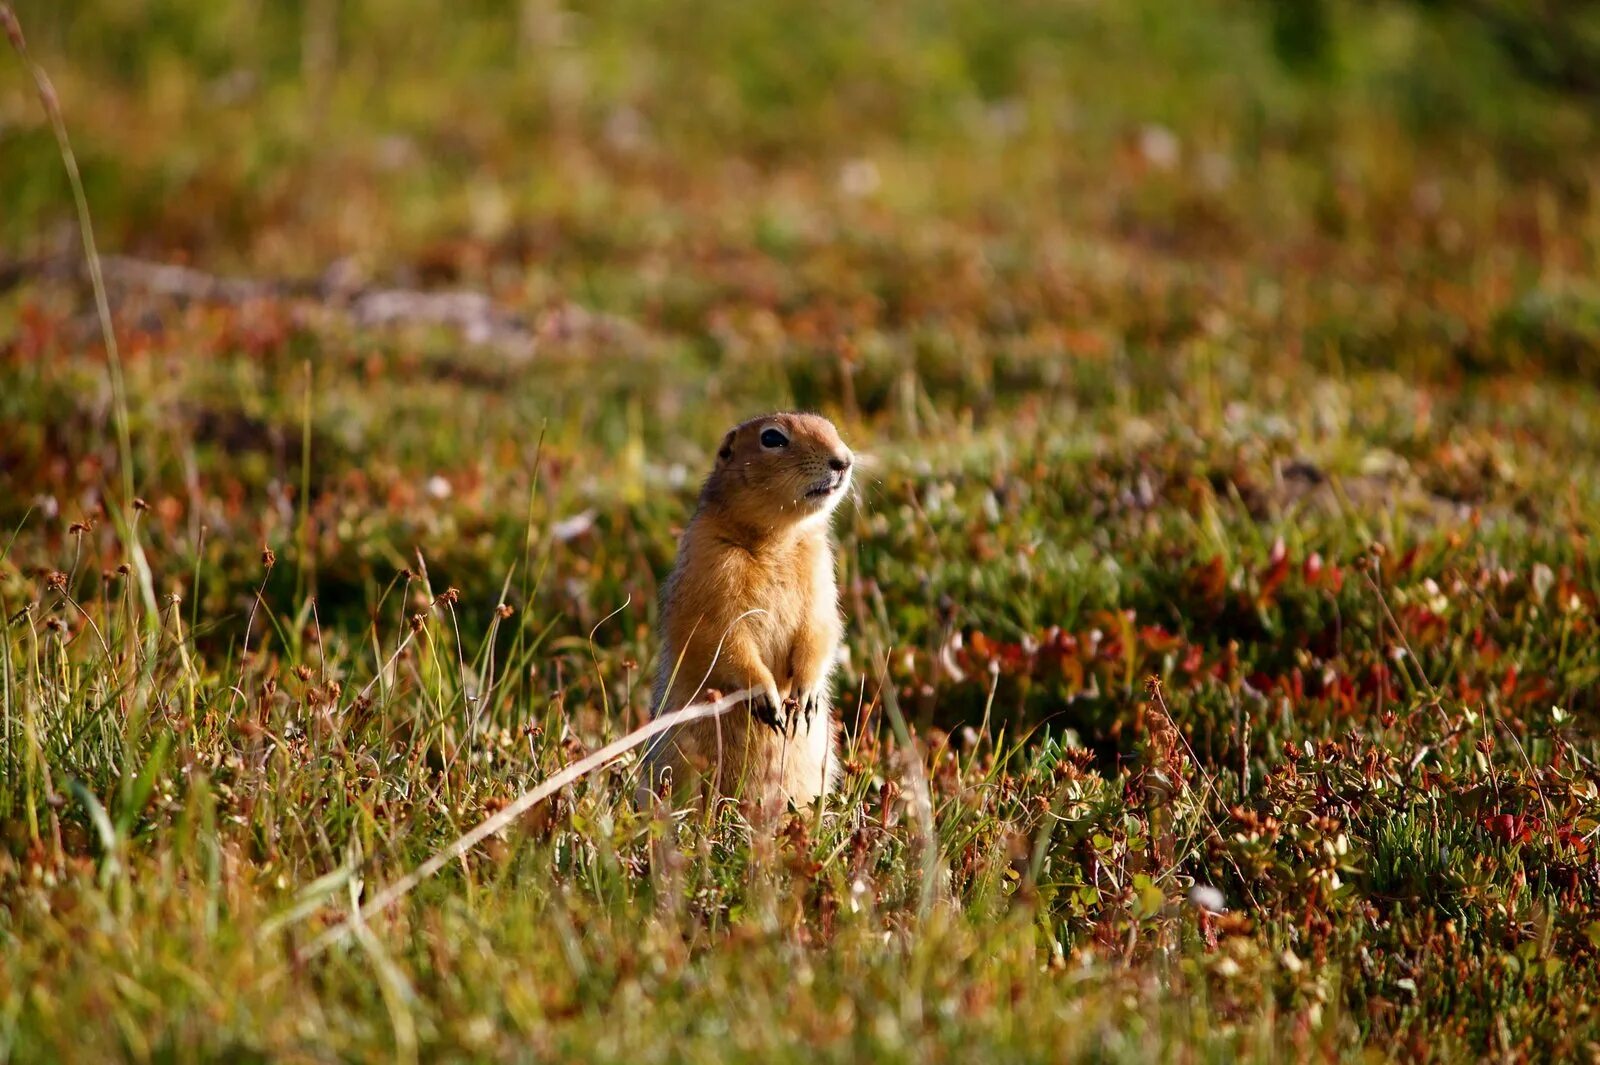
6,1,1599,311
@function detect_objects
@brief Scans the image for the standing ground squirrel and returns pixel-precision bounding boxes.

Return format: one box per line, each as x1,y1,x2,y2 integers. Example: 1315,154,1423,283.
641,411,854,809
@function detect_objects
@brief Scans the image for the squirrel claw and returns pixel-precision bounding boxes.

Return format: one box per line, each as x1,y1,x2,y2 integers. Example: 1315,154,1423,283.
800,690,824,727
751,689,801,735
749,690,782,731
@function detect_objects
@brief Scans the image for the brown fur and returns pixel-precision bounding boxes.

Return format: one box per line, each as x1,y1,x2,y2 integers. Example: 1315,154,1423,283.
640,411,854,810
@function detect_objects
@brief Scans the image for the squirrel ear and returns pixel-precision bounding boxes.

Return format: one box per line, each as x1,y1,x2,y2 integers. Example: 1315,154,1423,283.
717,431,735,462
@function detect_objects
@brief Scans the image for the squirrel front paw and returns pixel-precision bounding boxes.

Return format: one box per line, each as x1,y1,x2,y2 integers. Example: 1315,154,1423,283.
795,687,829,731
749,686,825,737
747,687,785,732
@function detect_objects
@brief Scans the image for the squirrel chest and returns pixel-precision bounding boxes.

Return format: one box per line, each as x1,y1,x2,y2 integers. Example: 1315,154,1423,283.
700,532,837,687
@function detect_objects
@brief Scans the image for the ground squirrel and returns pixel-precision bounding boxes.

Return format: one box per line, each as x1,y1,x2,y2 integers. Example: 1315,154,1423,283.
641,411,854,809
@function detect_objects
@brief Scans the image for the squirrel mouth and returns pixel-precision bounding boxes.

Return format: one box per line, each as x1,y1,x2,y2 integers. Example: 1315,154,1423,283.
805,472,849,499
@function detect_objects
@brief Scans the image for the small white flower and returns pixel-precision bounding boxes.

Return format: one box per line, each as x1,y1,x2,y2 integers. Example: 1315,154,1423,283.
550,510,596,542
838,158,881,198
1138,124,1180,170
1188,884,1226,914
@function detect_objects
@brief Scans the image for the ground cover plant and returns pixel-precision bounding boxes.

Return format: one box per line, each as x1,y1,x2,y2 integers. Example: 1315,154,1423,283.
3,0,1600,1060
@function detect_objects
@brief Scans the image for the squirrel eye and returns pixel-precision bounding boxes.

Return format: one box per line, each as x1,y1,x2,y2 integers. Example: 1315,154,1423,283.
759,428,789,449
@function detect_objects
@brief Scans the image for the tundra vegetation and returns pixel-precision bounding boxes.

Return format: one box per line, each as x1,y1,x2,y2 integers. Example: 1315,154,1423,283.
3,1,1600,1060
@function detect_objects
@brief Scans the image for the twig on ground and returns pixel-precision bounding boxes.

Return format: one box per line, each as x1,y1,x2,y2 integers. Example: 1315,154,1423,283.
0,249,643,361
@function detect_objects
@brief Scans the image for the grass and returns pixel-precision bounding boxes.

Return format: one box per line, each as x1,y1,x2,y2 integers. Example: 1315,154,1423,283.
3,0,1600,1060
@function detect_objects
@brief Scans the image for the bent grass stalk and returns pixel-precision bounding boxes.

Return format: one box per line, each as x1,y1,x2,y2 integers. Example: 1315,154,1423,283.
284,686,753,965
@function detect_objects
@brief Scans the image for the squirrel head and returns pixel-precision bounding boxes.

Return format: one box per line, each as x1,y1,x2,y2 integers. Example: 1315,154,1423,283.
700,411,855,534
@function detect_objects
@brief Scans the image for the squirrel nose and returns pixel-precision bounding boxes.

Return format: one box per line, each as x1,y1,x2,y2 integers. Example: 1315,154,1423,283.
828,453,852,473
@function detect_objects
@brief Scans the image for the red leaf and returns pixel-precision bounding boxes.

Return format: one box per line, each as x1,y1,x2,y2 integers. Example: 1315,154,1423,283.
1482,814,1517,842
